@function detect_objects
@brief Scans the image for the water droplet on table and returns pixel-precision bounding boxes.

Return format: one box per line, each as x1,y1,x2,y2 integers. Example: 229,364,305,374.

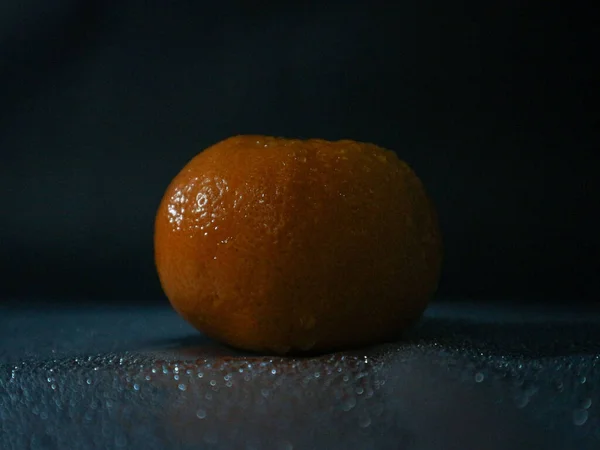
572,409,588,426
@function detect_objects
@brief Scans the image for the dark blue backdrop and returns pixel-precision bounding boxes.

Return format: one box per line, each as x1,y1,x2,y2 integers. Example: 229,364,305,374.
1,1,597,301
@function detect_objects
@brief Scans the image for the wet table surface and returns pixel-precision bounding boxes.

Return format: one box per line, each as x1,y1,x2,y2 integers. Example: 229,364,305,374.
1,299,599,450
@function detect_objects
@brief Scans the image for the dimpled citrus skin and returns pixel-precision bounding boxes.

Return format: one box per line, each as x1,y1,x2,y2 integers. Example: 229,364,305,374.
154,135,442,354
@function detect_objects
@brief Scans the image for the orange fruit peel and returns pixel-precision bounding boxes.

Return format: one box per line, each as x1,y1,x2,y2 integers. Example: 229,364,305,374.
154,136,442,354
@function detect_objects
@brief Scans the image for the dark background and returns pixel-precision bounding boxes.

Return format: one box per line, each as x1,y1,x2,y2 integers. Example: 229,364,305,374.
1,1,597,303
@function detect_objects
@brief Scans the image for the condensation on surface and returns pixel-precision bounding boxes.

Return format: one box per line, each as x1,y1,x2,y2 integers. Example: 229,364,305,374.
1,302,599,450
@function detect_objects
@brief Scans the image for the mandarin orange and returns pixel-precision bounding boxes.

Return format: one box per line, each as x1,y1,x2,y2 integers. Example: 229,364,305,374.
154,135,442,354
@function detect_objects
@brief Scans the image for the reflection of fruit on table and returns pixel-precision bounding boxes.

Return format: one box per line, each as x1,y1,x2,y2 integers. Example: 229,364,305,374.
155,136,442,354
